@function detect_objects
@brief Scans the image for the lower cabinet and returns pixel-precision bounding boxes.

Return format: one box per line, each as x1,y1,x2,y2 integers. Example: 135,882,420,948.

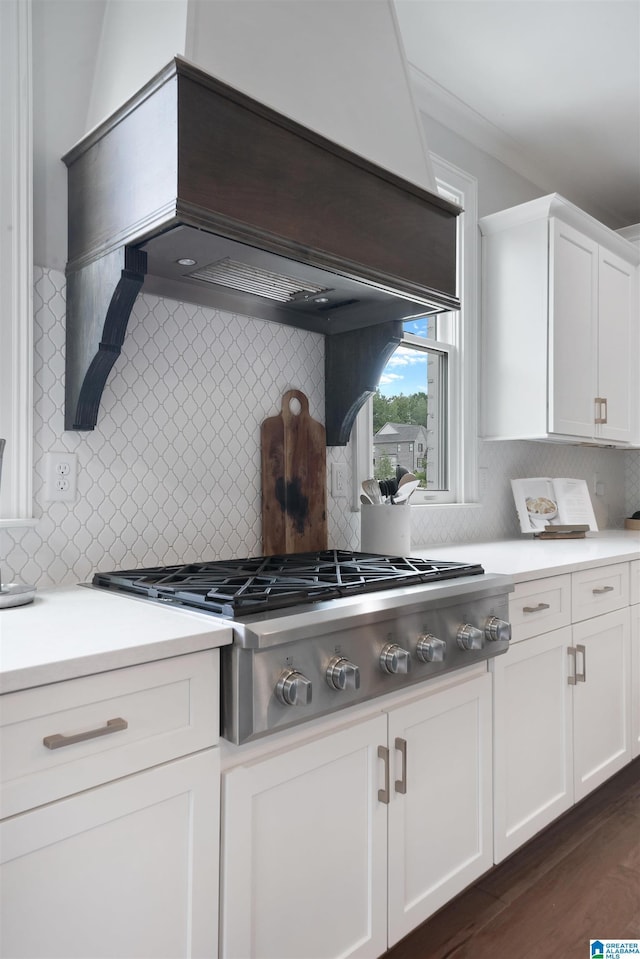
220,671,492,959
629,597,639,759
492,626,574,862
492,607,632,862
0,749,220,959
572,608,632,800
0,649,224,959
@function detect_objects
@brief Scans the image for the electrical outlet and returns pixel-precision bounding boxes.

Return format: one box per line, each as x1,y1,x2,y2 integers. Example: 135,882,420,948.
45,452,77,502
331,462,347,498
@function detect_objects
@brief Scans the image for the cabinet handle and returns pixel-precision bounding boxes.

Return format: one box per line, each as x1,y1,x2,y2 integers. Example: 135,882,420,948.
395,737,407,794
575,644,586,683
568,647,577,685
594,397,607,424
523,602,550,613
43,717,128,750
378,745,390,804
592,585,614,595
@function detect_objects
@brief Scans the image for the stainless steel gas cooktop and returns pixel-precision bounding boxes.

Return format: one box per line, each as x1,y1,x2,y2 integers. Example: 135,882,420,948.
91,549,486,618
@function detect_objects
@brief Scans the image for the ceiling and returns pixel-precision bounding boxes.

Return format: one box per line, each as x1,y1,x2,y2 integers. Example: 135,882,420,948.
393,0,640,229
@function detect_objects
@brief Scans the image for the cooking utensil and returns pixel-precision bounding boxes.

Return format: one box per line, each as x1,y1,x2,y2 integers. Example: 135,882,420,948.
360,493,373,505
261,390,328,554
398,472,418,488
362,479,383,504
392,479,420,504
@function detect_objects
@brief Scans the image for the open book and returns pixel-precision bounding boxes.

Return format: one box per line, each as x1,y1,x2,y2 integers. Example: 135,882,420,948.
511,477,598,534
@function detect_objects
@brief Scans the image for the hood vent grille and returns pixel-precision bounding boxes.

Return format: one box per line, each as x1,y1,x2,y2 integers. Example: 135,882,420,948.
189,257,328,303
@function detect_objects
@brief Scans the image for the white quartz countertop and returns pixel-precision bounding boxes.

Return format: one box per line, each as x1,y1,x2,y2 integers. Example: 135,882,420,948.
412,530,640,582
0,585,232,695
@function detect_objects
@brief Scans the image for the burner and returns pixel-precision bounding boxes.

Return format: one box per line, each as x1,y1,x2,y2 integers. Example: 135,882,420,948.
92,549,484,617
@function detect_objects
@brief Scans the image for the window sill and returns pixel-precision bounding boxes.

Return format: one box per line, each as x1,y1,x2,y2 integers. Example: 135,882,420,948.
0,518,38,529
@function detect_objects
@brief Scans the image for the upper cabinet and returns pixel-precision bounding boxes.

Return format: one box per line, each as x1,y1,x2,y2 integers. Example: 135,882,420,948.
479,195,640,447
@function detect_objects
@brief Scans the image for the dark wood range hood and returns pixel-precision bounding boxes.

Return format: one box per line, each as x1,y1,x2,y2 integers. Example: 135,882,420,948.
63,57,461,445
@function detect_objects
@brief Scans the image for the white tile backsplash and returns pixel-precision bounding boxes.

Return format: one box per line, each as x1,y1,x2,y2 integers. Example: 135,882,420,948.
1,266,636,589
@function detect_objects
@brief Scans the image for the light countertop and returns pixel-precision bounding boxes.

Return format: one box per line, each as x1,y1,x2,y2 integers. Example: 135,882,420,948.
412,529,640,582
0,585,232,695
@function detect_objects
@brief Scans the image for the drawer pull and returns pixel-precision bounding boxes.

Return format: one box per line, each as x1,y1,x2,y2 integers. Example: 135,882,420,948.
395,737,407,795
575,644,586,683
523,602,551,613
592,586,615,595
43,717,128,750
378,745,390,805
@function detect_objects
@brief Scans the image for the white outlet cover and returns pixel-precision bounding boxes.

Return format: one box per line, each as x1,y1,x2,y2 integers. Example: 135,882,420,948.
45,452,78,502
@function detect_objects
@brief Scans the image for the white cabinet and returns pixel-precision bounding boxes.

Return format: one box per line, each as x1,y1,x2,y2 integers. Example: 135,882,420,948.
0,650,222,959
480,194,639,446
221,714,388,959
492,564,633,862
572,608,631,801
1,750,219,959
492,626,573,862
631,560,640,759
220,670,492,959
386,673,492,945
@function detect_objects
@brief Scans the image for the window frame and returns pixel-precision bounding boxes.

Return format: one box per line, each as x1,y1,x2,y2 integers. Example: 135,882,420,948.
353,155,479,509
0,0,34,524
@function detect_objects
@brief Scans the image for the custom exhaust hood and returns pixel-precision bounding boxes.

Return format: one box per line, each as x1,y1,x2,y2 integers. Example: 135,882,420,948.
63,57,461,445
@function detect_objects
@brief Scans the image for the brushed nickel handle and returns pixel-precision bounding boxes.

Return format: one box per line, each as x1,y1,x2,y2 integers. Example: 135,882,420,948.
43,717,128,750
568,647,577,686
594,397,607,424
592,585,614,595
395,737,407,794
575,644,586,683
523,602,550,613
378,745,390,804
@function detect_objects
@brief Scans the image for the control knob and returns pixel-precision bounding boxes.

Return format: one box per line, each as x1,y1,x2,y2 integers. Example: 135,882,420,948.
326,657,361,691
275,669,313,706
457,624,484,651
416,634,446,663
485,616,512,643
380,643,411,675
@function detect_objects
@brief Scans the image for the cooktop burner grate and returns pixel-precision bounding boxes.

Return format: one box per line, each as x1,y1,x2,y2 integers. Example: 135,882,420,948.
92,549,484,617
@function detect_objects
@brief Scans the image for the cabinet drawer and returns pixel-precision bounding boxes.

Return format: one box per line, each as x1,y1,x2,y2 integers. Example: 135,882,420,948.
630,560,640,606
572,563,629,622
509,575,571,642
0,649,219,818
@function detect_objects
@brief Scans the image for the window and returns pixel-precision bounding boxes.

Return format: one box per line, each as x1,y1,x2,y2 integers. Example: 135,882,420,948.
355,156,478,507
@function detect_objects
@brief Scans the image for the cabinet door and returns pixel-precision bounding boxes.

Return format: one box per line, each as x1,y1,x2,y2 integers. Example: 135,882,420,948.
220,714,387,959
492,628,573,862
386,673,493,946
632,602,640,759
572,609,632,801
597,246,635,443
0,749,220,959
548,218,598,438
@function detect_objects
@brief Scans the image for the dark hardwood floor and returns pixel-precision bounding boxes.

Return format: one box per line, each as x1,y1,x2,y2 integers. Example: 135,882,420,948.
383,758,640,959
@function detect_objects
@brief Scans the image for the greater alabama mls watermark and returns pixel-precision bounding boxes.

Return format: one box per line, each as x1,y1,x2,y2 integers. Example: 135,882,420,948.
591,941,640,958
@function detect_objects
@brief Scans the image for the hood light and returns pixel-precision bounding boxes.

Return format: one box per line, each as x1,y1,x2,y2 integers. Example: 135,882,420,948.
313,296,330,304
177,257,197,266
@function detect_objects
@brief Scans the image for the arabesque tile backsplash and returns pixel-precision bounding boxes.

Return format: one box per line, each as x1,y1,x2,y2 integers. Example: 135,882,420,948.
2,266,638,589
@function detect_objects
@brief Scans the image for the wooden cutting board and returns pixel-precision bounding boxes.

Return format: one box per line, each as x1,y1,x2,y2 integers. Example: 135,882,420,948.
261,390,328,555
